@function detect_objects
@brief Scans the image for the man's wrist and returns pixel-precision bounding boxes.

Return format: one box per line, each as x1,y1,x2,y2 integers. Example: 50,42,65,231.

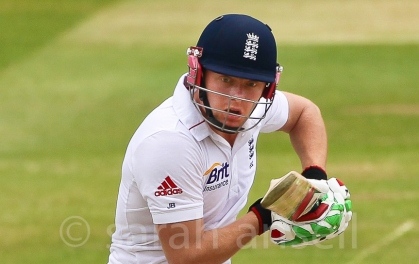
248,198,272,235
302,166,327,180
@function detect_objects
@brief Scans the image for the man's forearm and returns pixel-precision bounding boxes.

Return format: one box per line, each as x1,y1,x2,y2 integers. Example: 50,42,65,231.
289,102,328,169
158,212,260,264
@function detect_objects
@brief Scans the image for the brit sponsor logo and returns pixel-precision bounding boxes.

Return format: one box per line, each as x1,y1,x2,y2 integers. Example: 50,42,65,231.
203,162,230,192
154,176,183,196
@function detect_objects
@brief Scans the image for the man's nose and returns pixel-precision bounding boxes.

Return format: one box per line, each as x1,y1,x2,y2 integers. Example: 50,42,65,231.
229,85,245,98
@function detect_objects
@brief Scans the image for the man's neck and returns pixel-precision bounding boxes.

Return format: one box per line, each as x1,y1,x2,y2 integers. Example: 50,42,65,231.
210,127,238,147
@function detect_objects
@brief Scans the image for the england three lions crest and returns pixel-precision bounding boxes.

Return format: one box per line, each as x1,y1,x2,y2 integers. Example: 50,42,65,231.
243,33,259,61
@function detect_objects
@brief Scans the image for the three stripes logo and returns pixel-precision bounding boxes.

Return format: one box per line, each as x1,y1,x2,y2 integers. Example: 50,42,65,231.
154,176,183,196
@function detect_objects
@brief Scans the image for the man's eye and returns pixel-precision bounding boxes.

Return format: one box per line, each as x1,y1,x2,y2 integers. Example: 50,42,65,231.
221,77,231,83
247,82,257,87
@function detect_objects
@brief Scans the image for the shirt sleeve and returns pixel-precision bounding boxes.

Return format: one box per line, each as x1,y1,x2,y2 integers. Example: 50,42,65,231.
131,130,205,224
260,90,289,133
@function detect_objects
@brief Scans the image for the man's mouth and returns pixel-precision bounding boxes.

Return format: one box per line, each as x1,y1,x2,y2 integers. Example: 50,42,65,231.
223,108,244,122
225,107,242,116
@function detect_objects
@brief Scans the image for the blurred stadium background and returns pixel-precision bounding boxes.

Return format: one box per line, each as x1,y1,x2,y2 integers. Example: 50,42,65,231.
1,0,418,263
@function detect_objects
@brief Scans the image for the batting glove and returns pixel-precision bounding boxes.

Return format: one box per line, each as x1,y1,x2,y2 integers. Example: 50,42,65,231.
270,178,352,247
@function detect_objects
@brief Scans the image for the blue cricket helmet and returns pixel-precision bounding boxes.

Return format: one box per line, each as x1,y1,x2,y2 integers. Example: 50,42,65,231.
197,14,278,84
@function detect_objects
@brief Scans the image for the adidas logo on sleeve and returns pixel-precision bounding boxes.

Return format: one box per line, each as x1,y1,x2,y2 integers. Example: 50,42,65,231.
154,176,183,196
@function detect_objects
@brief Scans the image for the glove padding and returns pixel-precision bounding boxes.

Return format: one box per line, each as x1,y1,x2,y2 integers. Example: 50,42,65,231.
270,178,352,247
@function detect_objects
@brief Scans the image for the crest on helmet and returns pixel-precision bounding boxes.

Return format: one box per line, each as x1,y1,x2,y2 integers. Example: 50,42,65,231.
243,33,259,61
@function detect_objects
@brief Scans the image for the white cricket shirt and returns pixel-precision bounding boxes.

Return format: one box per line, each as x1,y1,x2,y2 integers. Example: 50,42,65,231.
108,74,289,264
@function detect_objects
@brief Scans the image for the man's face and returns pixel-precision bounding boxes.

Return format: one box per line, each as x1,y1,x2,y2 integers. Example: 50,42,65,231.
198,70,266,130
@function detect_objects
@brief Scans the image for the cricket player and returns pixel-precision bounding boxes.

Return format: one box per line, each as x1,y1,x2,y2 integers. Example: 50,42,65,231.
108,14,352,264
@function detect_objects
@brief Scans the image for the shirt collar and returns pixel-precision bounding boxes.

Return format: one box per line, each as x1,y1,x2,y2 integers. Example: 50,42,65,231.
172,74,211,141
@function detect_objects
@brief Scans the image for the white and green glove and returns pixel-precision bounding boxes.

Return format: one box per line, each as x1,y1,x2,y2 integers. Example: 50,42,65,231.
270,178,352,247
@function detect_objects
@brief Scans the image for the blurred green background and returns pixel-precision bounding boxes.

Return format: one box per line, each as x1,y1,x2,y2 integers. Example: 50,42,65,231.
1,0,418,263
